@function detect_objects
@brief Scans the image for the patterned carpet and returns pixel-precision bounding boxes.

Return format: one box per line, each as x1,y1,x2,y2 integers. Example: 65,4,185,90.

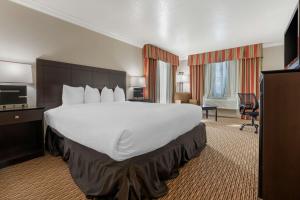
0,118,259,200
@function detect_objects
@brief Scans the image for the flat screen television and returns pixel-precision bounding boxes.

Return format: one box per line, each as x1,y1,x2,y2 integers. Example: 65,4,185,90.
285,3,299,69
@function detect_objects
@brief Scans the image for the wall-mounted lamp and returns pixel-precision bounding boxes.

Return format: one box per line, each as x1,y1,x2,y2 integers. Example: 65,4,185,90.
176,72,188,83
0,60,33,110
129,76,146,88
0,60,33,84
176,72,189,92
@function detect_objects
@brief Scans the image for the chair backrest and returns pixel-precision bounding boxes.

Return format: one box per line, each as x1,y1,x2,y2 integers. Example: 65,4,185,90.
174,92,192,103
238,93,259,113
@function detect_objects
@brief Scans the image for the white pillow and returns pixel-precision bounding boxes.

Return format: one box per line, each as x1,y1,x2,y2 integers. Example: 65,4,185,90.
114,86,126,102
84,85,100,104
100,87,114,103
62,85,84,105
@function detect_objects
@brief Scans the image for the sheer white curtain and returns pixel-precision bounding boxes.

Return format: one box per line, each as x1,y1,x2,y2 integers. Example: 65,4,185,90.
204,60,238,109
156,61,172,104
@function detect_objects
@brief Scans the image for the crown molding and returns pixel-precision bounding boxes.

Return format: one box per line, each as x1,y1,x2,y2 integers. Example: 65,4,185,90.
10,0,143,48
263,41,284,48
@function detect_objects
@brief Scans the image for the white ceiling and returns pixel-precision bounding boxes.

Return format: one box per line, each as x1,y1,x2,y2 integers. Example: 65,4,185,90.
11,0,298,59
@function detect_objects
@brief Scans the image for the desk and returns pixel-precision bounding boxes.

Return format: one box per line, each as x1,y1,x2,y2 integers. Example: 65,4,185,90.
201,105,218,121
0,107,44,168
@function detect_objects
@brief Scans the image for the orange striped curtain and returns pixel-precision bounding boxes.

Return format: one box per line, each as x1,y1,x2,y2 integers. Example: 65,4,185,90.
188,44,263,65
143,44,179,66
144,58,157,102
189,65,204,105
143,44,179,103
239,58,262,119
172,65,177,102
239,58,262,96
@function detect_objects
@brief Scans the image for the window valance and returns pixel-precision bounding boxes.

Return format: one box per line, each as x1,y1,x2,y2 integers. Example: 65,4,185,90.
143,44,179,66
188,43,263,66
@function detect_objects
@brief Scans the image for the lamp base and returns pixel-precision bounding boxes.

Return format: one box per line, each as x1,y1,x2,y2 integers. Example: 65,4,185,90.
133,88,144,99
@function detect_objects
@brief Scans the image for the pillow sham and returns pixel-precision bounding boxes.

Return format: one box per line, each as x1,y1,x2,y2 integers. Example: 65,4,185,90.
114,86,126,102
62,85,84,105
85,85,100,104
100,87,114,103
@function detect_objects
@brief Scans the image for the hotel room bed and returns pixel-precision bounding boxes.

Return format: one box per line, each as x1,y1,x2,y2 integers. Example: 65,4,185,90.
45,102,204,161
46,122,206,200
37,59,207,200
45,102,207,199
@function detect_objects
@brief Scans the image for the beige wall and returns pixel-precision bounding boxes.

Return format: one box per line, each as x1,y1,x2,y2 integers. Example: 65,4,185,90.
0,1,143,106
263,45,284,71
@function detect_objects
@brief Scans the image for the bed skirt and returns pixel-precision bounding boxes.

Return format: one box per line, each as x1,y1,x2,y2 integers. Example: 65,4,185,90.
45,123,207,200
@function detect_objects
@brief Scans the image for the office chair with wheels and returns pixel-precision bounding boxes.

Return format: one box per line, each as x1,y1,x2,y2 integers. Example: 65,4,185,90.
238,93,259,133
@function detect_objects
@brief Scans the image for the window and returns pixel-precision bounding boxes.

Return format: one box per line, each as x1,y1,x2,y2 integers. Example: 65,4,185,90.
156,61,172,104
204,60,238,109
205,60,237,99
213,62,226,97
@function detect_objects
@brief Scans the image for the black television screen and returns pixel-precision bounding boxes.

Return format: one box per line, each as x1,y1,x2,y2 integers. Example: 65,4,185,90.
285,9,298,68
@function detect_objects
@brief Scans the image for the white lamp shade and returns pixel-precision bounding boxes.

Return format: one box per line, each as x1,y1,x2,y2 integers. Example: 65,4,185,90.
0,61,33,83
176,74,188,83
130,76,146,87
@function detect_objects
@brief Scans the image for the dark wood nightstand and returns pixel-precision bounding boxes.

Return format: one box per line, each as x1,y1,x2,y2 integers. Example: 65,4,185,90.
0,107,45,168
128,99,152,103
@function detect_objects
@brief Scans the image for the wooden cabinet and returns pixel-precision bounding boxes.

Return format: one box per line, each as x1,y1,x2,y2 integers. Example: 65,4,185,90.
259,70,300,200
0,107,44,168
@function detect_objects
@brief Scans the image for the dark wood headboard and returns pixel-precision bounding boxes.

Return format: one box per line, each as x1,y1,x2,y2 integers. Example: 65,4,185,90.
36,59,126,109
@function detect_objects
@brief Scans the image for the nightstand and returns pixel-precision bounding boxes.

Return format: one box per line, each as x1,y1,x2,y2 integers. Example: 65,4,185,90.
128,99,152,103
0,107,45,168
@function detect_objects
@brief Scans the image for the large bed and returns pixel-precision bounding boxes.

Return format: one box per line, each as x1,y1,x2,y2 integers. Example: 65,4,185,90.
37,59,207,200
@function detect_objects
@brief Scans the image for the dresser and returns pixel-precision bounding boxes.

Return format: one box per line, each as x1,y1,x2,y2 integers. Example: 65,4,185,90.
0,107,45,168
259,70,300,200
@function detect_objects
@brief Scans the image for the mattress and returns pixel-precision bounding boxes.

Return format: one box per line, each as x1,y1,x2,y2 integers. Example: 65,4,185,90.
44,102,202,161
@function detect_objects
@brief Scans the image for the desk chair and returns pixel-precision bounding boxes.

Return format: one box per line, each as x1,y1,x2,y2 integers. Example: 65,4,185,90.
238,93,259,133
174,92,198,105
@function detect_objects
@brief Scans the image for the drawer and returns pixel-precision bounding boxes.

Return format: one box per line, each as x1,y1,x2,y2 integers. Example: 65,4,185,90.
0,109,44,126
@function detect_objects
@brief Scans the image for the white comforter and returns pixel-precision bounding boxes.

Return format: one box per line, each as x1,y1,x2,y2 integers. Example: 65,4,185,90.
45,102,202,161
